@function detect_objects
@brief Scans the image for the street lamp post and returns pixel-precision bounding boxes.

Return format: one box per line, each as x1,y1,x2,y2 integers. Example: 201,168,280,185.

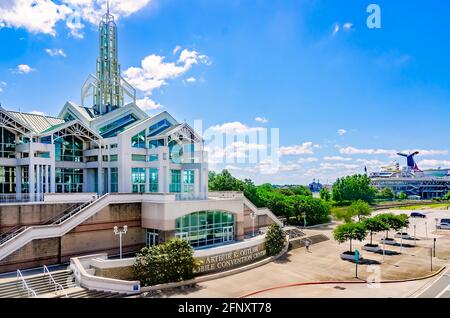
250,212,256,237
414,224,417,246
425,221,428,240
114,225,128,259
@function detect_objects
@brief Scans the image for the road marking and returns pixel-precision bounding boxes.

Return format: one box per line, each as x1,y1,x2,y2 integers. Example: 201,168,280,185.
435,283,450,298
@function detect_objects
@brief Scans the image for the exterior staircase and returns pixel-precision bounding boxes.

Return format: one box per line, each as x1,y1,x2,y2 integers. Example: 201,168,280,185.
58,289,128,298
0,269,75,298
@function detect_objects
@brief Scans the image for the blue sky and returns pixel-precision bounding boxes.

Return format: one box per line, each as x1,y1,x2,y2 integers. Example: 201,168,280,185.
1,0,450,185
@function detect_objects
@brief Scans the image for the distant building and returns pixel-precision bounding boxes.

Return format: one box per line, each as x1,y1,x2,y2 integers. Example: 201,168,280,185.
308,179,323,193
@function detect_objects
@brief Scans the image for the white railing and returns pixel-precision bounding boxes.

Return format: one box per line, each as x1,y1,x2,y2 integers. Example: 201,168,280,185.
175,193,208,201
43,265,68,298
0,193,44,203
16,270,37,298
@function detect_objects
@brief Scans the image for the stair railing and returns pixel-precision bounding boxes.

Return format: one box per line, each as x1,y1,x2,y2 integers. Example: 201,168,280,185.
16,269,37,298
43,265,68,298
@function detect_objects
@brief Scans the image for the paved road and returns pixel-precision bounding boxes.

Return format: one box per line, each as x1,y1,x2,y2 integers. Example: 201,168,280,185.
417,267,450,298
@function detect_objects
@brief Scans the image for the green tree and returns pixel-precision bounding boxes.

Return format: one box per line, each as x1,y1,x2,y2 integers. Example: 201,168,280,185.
133,238,199,286
398,192,408,200
380,188,395,200
375,213,409,239
444,191,450,201
333,222,367,252
348,200,372,222
265,224,286,256
292,196,331,226
320,188,331,201
363,217,388,245
332,174,377,203
208,170,244,192
290,186,313,197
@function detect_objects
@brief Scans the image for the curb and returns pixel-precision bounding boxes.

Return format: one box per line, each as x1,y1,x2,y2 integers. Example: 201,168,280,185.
239,266,446,298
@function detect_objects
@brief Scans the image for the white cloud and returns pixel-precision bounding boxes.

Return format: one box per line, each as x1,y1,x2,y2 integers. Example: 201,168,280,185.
324,156,352,161
208,122,263,135
319,162,360,171
332,23,340,35
136,97,162,112
123,47,210,96
298,157,318,164
255,117,269,124
173,45,181,55
418,160,450,170
279,142,318,156
185,77,196,83
0,0,152,37
337,129,347,136
30,110,46,116
343,22,353,31
0,81,6,92
14,64,35,74
339,146,448,157
45,48,66,57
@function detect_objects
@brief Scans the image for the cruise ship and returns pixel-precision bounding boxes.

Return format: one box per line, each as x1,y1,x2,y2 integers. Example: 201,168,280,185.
369,152,450,199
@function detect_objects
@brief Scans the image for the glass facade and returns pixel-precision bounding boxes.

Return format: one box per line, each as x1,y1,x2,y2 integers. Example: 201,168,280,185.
132,154,146,162
183,170,195,193
149,139,164,149
0,167,16,194
110,168,118,192
54,135,83,162
149,168,158,192
168,139,183,163
175,211,235,248
131,130,146,148
131,168,146,193
169,169,181,193
0,127,16,159
98,114,138,138
55,168,83,193
21,166,29,193
149,119,172,137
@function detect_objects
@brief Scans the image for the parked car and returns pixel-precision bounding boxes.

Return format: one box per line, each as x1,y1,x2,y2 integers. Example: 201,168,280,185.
410,212,426,218
395,232,412,239
436,219,450,230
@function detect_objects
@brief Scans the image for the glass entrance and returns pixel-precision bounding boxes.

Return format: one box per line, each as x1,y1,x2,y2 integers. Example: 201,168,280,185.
223,226,234,243
176,232,189,241
146,229,159,247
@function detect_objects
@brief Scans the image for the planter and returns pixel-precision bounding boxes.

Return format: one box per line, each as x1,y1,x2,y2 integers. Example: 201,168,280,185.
380,238,397,246
362,244,382,252
340,251,363,261
394,232,412,239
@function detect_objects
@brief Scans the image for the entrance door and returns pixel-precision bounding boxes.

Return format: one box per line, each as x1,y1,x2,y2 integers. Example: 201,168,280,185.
222,226,234,243
146,232,159,247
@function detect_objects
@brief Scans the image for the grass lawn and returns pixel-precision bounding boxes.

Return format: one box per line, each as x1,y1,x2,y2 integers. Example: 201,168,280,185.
392,203,450,210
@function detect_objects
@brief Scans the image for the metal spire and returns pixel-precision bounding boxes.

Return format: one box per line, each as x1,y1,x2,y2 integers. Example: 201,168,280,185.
107,0,110,16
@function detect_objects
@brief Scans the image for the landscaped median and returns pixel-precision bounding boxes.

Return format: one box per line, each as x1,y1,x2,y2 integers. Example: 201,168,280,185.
238,266,447,298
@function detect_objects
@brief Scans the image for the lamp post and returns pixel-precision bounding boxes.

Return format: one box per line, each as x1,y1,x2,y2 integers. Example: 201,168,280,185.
425,221,428,240
113,225,128,259
414,224,417,246
250,211,256,237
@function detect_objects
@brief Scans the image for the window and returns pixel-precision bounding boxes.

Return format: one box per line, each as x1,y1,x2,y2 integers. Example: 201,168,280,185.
183,170,195,193
149,119,172,137
35,152,50,158
110,154,118,162
175,211,235,248
132,154,147,162
168,139,183,163
55,168,83,193
131,130,146,148
0,167,16,194
110,144,118,149
149,168,158,193
40,136,52,144
170,169,181,193
21,166,29,193
54,135,83,162
0,127,16,159
149,154,158,162
131,168,146,193
110,168,118,193
146,229,159,247
98,114,138,138
103,155,108,162
149,139,164,149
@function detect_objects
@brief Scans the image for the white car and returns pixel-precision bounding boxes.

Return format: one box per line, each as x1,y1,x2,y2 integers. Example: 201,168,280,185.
380,238,398,245
395,232,412,239
436,219,450,230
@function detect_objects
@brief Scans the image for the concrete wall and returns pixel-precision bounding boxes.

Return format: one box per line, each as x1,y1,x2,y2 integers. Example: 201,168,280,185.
243,206,276,234
0,203,145,273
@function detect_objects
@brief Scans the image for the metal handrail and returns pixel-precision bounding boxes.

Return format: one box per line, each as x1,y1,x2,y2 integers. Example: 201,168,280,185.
43,265,68,298
16,269,37,298
0,226,27,246
52,194,107,225
42,203,84,225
